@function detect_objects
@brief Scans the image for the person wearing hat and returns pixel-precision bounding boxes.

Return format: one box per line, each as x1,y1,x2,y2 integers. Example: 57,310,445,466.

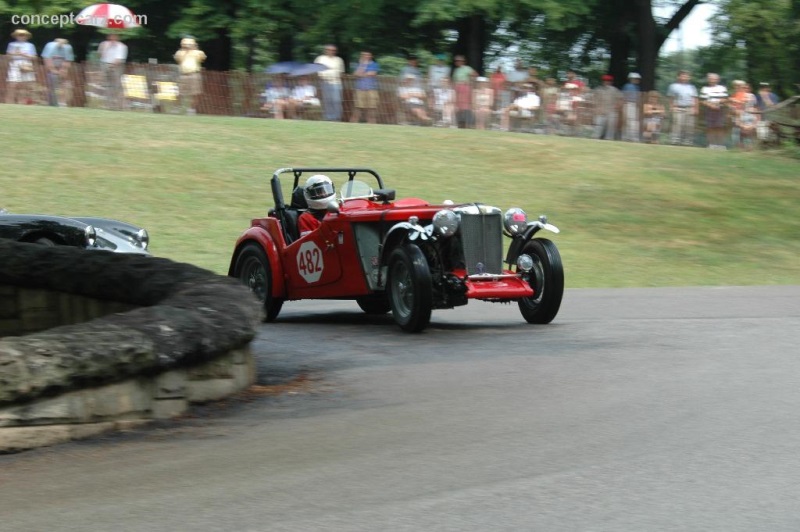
41,37,74,107
473,76,494,130
98,33,128,110
622,72,642,142
755,82,779,142
174,36,207,115
592,74,622,140
5,29,38,105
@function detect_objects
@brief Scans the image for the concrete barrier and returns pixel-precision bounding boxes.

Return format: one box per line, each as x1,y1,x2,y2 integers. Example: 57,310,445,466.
0,240,260,453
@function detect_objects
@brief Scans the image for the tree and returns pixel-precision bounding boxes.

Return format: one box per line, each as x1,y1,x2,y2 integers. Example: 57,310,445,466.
710,0,799,96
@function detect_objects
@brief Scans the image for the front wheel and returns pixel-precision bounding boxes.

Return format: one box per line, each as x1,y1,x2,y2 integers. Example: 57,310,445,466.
234,243,284,322
517,238,564,324
387,244,433,332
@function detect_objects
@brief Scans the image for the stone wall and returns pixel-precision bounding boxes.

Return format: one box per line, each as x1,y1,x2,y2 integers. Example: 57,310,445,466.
0,240,261,453
0,286,135,336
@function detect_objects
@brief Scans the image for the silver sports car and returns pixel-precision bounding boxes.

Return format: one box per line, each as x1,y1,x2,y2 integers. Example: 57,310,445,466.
0,208,150,255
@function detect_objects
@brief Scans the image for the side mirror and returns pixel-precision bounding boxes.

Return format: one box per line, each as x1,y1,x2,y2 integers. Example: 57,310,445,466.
326,200,340,214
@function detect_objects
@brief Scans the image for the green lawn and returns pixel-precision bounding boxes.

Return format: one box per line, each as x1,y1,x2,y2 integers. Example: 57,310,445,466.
2,105,799,287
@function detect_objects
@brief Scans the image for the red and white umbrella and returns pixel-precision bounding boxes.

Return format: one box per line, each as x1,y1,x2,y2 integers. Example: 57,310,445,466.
76,3,142,29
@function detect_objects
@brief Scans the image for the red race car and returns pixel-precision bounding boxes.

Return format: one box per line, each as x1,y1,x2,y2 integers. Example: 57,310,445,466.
229,168,563,332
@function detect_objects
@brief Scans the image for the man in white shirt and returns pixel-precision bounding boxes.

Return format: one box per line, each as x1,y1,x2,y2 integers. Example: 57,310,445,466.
501,83,541,130
98,33,128,109
667,70,699,146
314,44,344,121
700,72,729,149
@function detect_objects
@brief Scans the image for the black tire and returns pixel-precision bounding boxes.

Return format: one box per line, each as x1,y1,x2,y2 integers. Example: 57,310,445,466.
356,294,391,315
234,243,283,322
517,238,564,324
34,237,56,246
387,244,433,332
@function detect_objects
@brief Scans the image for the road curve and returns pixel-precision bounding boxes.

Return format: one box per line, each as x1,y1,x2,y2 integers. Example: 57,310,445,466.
2,286,800,532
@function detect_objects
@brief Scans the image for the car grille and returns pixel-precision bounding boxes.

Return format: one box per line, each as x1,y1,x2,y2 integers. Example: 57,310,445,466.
459,213,503,274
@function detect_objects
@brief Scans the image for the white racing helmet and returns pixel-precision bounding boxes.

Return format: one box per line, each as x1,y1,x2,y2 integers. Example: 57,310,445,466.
303,174,335,210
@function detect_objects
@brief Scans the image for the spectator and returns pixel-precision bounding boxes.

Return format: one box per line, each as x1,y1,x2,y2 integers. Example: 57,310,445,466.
452,54,477,128
729,81,757,150
622,72,642,142
289,75,321,119
432,77,455,127
564,70,585,91
667,70,698,146
5,29,37,105
473,77,494,130
260,76,290,119
500,83,540,131
399,54,422,83
700,72,729,149
755,82,779,142
41,37,73,107
592,74,622,140
427,54,451,92
506,59,528,84
541,77,560,133
642,90,666,144
398,74,432,124
490,66,506,109
98,33,128,110
735,84,758,151
350,50,380,124
174,36,206,115
756,81,779,111
314,44,345,121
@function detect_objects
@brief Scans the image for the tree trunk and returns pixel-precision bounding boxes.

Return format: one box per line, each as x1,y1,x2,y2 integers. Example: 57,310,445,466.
454,15,487,74
636,0,657,91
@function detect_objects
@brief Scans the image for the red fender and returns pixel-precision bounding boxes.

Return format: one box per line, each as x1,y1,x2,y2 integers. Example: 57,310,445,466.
229,222,287,299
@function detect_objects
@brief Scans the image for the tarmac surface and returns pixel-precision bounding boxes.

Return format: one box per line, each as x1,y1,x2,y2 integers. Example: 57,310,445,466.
1,286,800,531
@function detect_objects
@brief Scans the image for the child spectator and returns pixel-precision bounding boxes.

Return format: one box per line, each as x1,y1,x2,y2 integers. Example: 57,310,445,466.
432,77,455,127
473,77,494,130
261,76,291,119
642,90,666,144
289,75,321,118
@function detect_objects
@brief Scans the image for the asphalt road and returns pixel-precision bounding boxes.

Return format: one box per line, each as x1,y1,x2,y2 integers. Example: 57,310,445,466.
2,286,800,532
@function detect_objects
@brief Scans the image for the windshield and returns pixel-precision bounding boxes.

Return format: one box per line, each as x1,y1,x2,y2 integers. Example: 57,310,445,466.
339,180,373,201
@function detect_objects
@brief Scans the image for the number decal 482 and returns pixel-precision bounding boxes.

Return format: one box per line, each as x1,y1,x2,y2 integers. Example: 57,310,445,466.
297,241,324,283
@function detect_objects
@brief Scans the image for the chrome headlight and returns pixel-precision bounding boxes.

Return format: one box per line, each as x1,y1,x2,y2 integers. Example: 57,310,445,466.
433,209,460,237
84,225,97,247
504,208,527,235
516,254,534,272
136,228,149,250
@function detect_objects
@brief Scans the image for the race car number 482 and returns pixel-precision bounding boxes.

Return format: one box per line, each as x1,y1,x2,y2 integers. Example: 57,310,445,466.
297,241,324,283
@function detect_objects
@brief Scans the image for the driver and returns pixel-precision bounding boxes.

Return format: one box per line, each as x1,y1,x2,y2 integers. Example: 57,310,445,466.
298,174,335,237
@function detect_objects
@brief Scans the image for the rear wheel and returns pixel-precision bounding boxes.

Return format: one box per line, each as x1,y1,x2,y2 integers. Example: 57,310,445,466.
387,244,432,332
356,294,391,314
234,243,283,322
517,238,564,324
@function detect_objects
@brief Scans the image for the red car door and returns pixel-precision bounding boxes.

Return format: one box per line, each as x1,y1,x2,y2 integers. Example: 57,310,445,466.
283,219,344,297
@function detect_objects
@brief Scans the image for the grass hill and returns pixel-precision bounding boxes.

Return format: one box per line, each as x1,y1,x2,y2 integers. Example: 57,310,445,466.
2,106,799,287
